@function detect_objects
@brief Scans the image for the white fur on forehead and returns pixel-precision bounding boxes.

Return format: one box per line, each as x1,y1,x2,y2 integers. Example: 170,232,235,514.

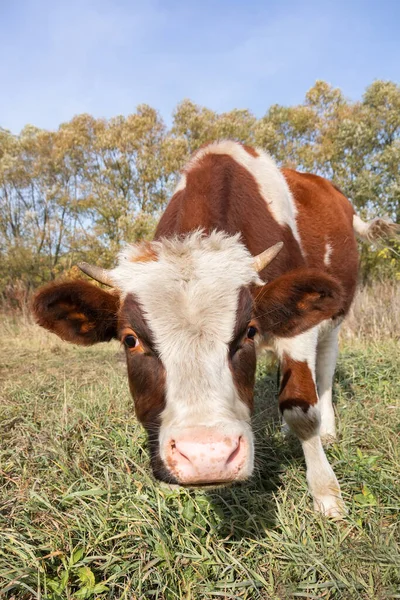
122,229,252,266
112,230,260,298
111,230,259,349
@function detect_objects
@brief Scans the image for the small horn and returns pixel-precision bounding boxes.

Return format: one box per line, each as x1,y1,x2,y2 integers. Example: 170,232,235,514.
253,241,284,273
77,262,114,287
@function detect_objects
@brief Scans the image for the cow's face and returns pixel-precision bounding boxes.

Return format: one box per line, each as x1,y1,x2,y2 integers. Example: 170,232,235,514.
119,287,257,483
112,233,261,484
33,232,343,486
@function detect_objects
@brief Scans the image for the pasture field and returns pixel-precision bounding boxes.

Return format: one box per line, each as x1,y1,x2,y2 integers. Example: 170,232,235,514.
1,288,399,600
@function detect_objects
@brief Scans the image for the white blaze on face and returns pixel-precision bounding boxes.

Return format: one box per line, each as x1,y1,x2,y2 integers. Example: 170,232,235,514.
111,231,260,473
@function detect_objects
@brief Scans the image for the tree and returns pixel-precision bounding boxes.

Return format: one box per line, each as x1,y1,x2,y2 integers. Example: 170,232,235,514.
1,81,399,294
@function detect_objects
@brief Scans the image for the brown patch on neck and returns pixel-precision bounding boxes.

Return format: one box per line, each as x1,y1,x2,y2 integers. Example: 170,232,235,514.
243,145,258,158
129,242,158,263
279,354,318,413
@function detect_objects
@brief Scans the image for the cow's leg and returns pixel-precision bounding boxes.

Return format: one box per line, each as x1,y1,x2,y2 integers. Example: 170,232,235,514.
275,329,345,517
316,326,340,443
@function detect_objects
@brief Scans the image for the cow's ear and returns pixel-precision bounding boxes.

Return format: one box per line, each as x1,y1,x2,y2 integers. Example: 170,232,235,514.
252,269,344,338
32,280,120,345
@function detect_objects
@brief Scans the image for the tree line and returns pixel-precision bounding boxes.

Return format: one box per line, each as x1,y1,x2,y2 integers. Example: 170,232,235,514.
1,79,399,296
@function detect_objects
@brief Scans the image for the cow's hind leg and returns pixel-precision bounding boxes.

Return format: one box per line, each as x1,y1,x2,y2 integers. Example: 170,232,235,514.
275,329,345,518
317,325,340,443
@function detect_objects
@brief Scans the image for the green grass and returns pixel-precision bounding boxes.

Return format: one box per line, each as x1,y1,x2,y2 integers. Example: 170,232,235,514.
0,315,399,599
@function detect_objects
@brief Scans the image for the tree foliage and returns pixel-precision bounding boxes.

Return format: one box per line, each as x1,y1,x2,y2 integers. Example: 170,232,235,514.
1,80,399,293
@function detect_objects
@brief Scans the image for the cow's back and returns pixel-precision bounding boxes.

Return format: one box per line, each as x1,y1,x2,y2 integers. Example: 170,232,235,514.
155,142,306,282
155,142,359,313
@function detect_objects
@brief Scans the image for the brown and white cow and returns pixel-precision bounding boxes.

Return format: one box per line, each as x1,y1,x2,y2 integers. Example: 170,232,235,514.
33,141,398,517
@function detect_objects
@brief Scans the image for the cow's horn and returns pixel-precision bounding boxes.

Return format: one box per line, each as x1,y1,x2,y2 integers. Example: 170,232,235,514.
77,262,114,287
253,241,284,273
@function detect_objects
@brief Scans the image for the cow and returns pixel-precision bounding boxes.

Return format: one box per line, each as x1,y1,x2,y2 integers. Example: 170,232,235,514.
32,141,398,517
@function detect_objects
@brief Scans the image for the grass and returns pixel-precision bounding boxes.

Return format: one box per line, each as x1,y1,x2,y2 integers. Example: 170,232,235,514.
341,282,400,341
0,310,399,600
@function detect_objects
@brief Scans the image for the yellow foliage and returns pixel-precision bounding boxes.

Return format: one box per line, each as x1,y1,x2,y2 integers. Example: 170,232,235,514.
1,79,399,290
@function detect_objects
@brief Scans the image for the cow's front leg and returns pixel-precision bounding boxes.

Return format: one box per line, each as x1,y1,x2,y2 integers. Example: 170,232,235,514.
316,325,340,443
275,330,345,518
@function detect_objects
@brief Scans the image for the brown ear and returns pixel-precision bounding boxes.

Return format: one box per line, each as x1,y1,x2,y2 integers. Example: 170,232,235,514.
32,280,120,345
253,269,344,338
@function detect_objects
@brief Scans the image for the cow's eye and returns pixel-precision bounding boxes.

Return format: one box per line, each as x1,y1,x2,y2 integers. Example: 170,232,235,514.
124,334,138,349
247,325,257,340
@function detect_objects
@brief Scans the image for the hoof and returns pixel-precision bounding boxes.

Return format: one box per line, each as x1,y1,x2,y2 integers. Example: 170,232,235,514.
313,494,347,519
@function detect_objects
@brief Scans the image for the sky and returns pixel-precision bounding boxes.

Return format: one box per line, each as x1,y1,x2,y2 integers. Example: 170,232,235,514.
1,0,399,134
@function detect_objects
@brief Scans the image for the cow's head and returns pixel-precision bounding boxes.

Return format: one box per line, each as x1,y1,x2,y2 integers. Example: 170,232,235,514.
33,232,343,485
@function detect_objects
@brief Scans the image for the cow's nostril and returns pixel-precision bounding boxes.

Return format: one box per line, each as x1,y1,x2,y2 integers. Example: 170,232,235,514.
176,448,191,462
226,436,242,465
172,440,192,463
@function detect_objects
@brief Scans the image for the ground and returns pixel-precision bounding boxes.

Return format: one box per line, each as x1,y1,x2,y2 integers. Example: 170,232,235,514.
0,313,399,600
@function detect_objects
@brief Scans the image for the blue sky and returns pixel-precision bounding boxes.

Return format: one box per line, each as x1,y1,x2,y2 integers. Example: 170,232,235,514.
1,0,399,133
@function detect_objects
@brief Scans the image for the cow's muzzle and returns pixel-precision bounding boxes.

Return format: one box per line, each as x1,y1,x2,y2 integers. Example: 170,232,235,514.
163,426,253,485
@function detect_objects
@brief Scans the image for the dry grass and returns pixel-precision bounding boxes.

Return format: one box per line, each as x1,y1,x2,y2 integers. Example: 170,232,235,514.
341,281,400,341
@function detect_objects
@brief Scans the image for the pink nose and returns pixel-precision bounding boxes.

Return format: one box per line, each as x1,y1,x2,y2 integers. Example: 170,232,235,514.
166,428,247,484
